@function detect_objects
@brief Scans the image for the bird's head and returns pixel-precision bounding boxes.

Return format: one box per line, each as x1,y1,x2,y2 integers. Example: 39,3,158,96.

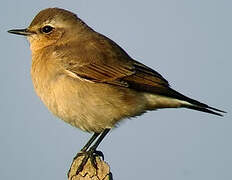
8,8,89,52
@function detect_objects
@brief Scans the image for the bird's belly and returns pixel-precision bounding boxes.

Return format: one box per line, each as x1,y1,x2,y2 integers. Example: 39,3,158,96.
36,75,147,133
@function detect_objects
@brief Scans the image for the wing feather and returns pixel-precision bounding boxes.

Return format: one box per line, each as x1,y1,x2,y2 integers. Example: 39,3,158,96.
58,33,224,116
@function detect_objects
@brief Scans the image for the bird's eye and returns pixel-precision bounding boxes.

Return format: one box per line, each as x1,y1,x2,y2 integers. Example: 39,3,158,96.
41,25,54,34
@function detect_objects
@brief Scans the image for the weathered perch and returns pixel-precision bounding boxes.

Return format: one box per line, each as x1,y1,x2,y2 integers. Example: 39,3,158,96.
68,156,113,180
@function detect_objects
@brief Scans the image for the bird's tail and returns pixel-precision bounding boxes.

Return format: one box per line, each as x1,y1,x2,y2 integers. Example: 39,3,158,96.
183,103,225,116
166,88,226,116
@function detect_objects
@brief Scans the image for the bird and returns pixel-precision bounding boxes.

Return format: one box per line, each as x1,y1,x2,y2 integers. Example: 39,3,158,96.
8,7,225,175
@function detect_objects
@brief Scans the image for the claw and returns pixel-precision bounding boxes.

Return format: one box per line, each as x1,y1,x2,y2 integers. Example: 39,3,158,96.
94,150,104,160
90,155,98,170
68,130,110,178
76,154,89,174
73,151,85,161
69,149,105,176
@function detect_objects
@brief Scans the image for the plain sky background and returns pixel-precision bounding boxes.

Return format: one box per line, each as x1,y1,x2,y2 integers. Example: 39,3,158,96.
1,1,231,180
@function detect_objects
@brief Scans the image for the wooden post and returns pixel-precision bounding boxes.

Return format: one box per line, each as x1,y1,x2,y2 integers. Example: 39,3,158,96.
68,156,113,180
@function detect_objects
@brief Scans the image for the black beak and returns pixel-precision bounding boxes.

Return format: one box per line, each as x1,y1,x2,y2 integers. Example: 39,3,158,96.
8,28,34,36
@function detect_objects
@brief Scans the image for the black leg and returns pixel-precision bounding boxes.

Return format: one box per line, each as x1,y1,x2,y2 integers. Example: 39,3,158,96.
89,129,110,151
72,129,111,175
68,132,100,177
81,132,100,152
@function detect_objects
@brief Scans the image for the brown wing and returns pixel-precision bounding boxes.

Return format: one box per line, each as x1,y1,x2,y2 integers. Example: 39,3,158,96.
67,61,134,87
66,57,170,90
66,59,224,116
61,32,224,116
62,32,170,90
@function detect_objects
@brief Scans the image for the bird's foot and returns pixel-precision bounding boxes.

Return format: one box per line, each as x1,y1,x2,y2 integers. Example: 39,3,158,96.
69,148,104,176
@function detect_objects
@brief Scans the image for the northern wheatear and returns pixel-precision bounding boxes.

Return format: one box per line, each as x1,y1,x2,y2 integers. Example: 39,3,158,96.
8,8,225,175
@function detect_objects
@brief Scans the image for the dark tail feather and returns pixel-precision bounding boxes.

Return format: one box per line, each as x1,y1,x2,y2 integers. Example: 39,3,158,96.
165,88,226,116
206,106,226,113
185,105,225,116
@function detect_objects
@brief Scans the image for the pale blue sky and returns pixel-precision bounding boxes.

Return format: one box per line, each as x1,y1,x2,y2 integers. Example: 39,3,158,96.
1,1,231,180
